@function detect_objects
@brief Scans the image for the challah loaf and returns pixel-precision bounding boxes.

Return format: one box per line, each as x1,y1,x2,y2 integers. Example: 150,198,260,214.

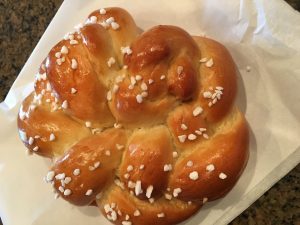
17,7,249,225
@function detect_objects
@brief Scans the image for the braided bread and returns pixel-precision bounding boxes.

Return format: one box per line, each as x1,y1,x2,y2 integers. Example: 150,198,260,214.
17,7,249,225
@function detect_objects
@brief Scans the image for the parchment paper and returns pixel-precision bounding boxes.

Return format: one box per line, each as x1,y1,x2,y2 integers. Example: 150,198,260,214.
0,0,299,225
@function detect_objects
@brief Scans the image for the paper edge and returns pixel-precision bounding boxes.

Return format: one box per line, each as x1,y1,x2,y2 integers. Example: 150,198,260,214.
215,147,300,225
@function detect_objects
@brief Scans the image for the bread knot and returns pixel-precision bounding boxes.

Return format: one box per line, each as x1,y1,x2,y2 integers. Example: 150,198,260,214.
17,7,249,225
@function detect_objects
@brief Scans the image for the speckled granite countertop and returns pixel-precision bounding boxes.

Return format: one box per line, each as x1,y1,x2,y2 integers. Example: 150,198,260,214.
0,1,299,224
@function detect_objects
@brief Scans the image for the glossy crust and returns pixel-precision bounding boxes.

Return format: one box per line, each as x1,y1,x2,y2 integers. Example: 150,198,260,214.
17,7,249,225
98,185,201,225
168,108,249,201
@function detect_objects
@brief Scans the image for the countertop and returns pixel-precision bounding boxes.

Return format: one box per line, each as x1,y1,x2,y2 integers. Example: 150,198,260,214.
0,0,299,224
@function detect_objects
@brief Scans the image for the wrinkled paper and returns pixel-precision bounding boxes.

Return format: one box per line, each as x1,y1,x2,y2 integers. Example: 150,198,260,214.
0,0,299,224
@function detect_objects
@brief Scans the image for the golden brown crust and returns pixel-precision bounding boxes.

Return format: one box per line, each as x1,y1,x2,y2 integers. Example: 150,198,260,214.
168,108,249,202
193,36,237,123
118,126,173,200
52,129,128,205
17,7,249,225
167,104,208,149
87,8,139,63
98,185,201,225
46,25,114,125
17,93,91,157
109,25,201,125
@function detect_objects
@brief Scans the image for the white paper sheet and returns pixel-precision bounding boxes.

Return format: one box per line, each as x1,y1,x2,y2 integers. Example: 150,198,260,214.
0,0,299,225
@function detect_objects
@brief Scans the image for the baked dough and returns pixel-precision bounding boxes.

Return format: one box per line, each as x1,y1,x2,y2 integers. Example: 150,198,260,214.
17,7,249,225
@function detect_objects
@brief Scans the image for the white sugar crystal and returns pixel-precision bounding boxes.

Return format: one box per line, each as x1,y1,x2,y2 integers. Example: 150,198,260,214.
206,164,215,172
206,58,214,67
107,57,116,67
111,22,120,30
178,135,187,143
90,16,98,23
99,8,106,15
189,171,199,180
60,46,68,54
71,59,78,70
49,133,56,141
146,185,154,199
136,94,143,103
193,106,203,116
85,189,93,196
135,180,142,196
61,100,68,109
73,169,80,176
219,172,227,179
